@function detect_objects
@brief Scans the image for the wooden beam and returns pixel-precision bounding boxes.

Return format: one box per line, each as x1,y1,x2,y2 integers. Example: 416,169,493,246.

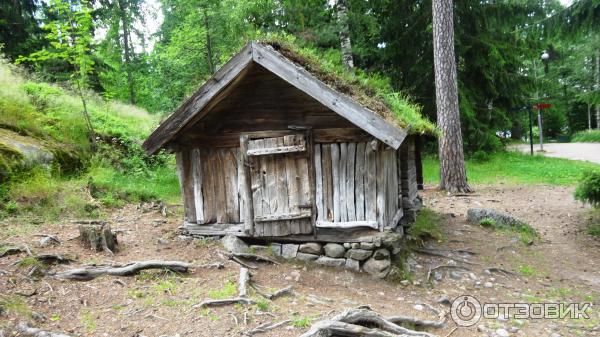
239,135,254,235
251,42,407,149
306,130,317,238
191,148,204,224
246,144,306,156
316,221,378,230
143,43,254,155
254,210,312,223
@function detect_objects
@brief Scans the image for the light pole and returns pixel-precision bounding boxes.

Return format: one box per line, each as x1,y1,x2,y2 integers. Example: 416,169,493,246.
534,51,550,152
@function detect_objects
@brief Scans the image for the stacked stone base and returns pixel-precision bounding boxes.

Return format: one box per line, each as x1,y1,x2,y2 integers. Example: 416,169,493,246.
260,236,402,279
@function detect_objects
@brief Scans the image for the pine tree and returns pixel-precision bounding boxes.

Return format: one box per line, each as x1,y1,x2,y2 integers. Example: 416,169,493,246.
432,0,470,193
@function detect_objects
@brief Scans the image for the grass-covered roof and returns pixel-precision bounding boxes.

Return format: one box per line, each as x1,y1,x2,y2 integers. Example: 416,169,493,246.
259,38,436,135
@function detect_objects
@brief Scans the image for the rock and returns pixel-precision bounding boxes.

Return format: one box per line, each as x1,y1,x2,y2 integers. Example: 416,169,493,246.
315,256,346,267
270,243,282,256
351,243,360,249
363,256,391,278
289,270,301,282
177,235,193,242
344,258,360,272
282,244,299,259
323,243,346,258
484,281,494,288
343,243,351,249
437,295,451,306
344,249,372,261
296,252,319,262
381,232,403,254
550,333,561,337
359,242,375,250
39,236,59,247
372,248,390,260
433,271,443,281
298,243,323,255
413,304,424,311
467,208,528,230
249,245,270,253
450,271,463,280
157,238,169,245
477,325,488,333
220,235,248,254
495,328,509,337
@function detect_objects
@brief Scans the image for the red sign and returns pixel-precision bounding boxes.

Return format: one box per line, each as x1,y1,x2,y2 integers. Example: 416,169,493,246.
533,103,552,110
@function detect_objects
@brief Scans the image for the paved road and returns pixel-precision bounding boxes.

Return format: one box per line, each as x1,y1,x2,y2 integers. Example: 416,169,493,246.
513,142,600,164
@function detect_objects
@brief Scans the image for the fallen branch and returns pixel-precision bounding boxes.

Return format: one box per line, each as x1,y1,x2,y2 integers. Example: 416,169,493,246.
16,322,72,337
197,262,224,269
193,298,256,308
55,260,190,281
244,320,291,336
219,251,279,265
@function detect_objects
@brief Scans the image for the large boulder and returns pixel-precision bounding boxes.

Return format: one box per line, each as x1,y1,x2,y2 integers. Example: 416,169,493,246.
220,235,249,254
467,208,527,229
323,243,346,258
299,242,323,255
281,244,299,259
296,252,319,262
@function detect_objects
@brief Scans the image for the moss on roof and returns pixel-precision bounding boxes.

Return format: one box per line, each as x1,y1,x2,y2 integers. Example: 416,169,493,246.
258,38,436,135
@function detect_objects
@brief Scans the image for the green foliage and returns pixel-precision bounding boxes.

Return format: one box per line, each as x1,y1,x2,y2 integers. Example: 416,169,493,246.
479,218,496,227
572,130,600,143
0,295,31,316
255,299,270,312
291,315,312,328
408,208,444,241
575,171,600,207
424,151,600,186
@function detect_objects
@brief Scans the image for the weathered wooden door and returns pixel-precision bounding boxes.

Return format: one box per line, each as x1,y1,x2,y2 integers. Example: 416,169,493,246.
240,134,314,236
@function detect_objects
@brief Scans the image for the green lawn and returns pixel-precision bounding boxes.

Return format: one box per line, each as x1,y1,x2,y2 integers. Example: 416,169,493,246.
423,151,600,186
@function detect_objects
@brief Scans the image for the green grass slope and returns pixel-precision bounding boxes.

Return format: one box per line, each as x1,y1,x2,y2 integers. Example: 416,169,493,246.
0,59,180,222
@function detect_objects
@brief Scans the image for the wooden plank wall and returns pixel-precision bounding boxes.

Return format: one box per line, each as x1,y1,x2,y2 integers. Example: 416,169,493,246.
177,147,242,225
399,136,419,222
314,140,401,229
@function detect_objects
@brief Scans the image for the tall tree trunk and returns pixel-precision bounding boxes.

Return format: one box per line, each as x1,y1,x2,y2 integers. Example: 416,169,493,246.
588,103,592,130
336,0,354,70
203,6,215,75
432,0,471,193
118,0,135,104
596,49,600,130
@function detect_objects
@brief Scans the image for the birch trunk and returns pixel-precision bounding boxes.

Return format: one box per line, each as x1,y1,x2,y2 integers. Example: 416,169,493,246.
432,0,471,193
335,0,354,70
117,0,135,104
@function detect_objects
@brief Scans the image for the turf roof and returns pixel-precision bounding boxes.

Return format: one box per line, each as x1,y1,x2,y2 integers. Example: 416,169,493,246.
259,39,436,135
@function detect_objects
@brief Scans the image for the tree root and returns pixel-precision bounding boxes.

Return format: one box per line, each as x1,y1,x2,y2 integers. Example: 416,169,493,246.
251,284,293,300
16,322,72,337
426,265,470,282
0,245,32,258
387,315,445,329
55,260,190,280
244,319,291,336
300,307,438,337
193,297,256,308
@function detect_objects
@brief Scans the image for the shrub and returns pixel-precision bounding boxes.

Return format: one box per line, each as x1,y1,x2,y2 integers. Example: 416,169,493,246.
572,130,600,143
574,171,600,207
408,208,444,241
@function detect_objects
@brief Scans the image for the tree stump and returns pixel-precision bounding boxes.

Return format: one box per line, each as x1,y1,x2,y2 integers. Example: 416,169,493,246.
78,223,117,254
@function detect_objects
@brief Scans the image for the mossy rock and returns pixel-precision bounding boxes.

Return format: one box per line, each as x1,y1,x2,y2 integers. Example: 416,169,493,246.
0,128,83,181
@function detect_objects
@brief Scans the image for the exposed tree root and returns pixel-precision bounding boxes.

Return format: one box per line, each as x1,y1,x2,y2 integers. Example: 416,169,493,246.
426,265,470,282
193,297,256,308
251,283,293,300
244,319,291,336
387,315,445,329
0,245,32,258
55,260,190,280
484,267,516,276
300,307,438,337
16,322,72,337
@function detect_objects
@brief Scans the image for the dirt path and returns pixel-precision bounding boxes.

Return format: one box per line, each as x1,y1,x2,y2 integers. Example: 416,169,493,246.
512,142,600,164
1,184,599,337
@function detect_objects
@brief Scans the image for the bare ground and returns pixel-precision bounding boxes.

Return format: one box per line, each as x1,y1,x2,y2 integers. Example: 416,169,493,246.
1,184,599,337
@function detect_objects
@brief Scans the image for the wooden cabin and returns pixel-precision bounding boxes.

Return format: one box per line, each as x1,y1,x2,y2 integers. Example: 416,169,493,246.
143,42,423,243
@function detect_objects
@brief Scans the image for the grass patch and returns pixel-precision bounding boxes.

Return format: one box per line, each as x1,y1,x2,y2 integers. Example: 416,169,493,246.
0,295,31,317
572,130,600,143
423,151,600,186
208,281,237,300
291,315,313,328
408,208,444,241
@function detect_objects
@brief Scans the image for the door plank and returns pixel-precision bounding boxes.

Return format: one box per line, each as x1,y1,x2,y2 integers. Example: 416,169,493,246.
331,143,341,222
365,140,377,221
355,142,366,221
321,144,334,222
346,143,356,222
